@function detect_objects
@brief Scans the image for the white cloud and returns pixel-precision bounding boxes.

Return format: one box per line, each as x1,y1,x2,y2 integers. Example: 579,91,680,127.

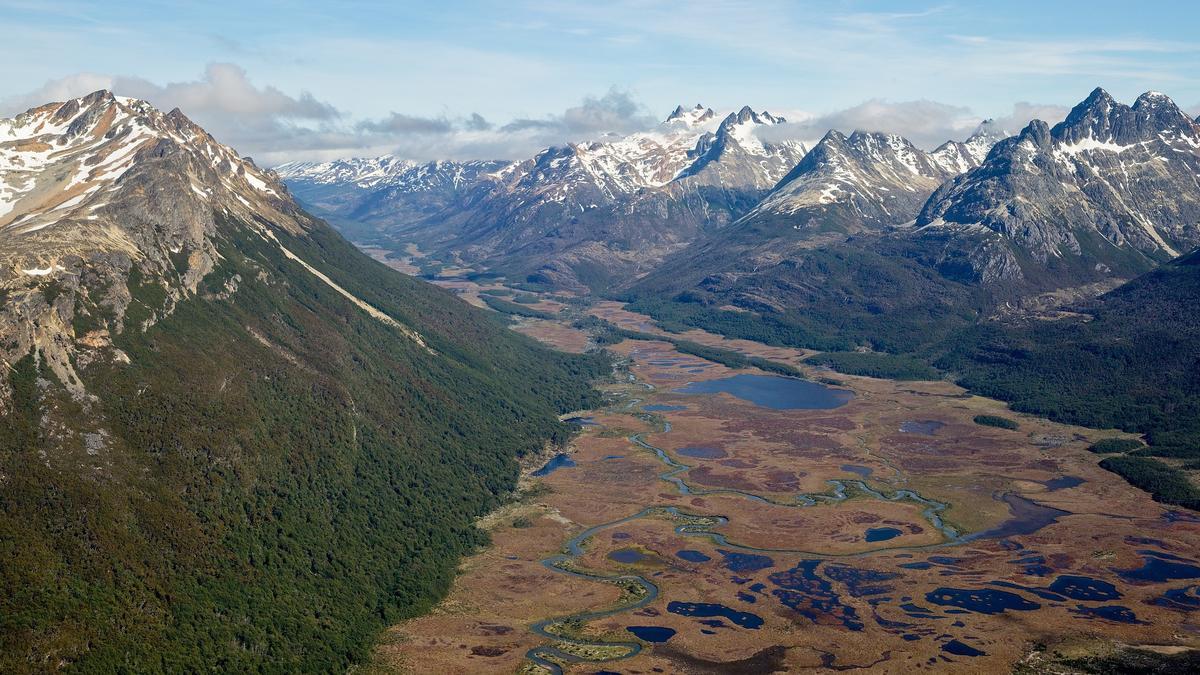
1,68,659,165
991,102,1071,135
756,99,979,150
755,99,1073,150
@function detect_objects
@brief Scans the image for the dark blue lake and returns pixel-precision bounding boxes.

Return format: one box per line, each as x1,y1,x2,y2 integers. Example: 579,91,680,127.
1071,605,1143,624
673,374,853,410
676,549,711,563
1049,575,1121,601
718,549,775,572
667,601,763,629
965,494,1069,541
925,587,1041,614
841,464,873,478
1115,551,1200,583
532,453,576,477
864,527,903,542
626,625,676,643
1043,476,1085,491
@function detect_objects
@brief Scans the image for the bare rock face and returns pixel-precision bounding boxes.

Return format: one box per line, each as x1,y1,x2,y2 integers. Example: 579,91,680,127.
0,90,311,405
918,88,1200,284
732,125,1001,238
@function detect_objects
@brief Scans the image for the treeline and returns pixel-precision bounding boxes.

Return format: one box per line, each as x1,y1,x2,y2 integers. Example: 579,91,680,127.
805,351,942,381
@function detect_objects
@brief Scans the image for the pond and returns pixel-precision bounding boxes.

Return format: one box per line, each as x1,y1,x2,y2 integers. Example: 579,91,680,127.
625,626,676,642
676,446,727,459
532,453,576,477
864,527,903,542
673,374,853,410
666,601,763,629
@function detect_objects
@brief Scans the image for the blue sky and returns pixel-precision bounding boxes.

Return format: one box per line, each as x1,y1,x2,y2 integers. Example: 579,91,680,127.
4,0,1199,164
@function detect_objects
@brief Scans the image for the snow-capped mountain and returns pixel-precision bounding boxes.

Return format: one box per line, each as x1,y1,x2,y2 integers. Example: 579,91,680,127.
929,119,1008,174
918,88,1200,283
732,124,1003,236
276,103,808,288
0,90,428,396
276,157,510,241
274,154,420,188
676,106,806,188
0,90,296,239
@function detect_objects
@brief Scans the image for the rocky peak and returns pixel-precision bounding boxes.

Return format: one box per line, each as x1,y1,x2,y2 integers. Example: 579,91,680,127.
917,88,1200,285
664,103,715,126
1053,87,1196,147
720,105,786,131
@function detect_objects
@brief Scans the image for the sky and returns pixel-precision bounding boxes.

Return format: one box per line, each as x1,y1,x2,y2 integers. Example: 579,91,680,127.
3,0,1199,165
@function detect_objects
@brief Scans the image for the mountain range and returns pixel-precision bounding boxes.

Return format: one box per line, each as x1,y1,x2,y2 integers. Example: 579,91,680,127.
278,104,808,289
0,91,605,671
627,88,1200,331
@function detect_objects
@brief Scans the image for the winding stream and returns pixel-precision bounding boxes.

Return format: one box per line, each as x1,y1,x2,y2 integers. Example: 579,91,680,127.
522,374,1061,673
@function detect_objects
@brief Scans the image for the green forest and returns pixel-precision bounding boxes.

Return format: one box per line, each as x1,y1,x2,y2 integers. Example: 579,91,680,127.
0,215,608,672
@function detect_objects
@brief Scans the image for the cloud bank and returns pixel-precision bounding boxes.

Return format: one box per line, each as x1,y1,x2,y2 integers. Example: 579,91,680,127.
1,65,659,165
756,99,1072,150
0,64,1125,166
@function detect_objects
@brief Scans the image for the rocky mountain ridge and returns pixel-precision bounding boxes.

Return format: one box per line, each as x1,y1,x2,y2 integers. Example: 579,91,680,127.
918,88,1200,284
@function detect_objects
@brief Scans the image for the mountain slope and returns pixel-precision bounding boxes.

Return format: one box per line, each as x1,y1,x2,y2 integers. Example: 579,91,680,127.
620,126,1004,350
918,88,1200,284
0,92,606,672
935,247,1200,508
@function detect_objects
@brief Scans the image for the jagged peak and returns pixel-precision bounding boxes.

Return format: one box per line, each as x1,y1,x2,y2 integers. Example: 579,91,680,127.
1083,86,1116,106
1017,118,1053,143
717,106,786,133
1062,87,1119,127
664,103,714,125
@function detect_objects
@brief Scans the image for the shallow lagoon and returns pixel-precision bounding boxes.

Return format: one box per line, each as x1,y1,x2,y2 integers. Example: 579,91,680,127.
674,374,853,410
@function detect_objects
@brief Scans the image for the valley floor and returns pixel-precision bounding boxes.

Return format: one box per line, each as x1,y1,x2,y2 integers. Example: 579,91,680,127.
366,263,1200,674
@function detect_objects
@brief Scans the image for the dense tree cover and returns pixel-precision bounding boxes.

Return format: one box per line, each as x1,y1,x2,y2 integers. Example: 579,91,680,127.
481,294,559,319
0,215,608,672
1088,438,1146,454
805,352,942,381
973,415,1020,430
1099,457,1200,509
